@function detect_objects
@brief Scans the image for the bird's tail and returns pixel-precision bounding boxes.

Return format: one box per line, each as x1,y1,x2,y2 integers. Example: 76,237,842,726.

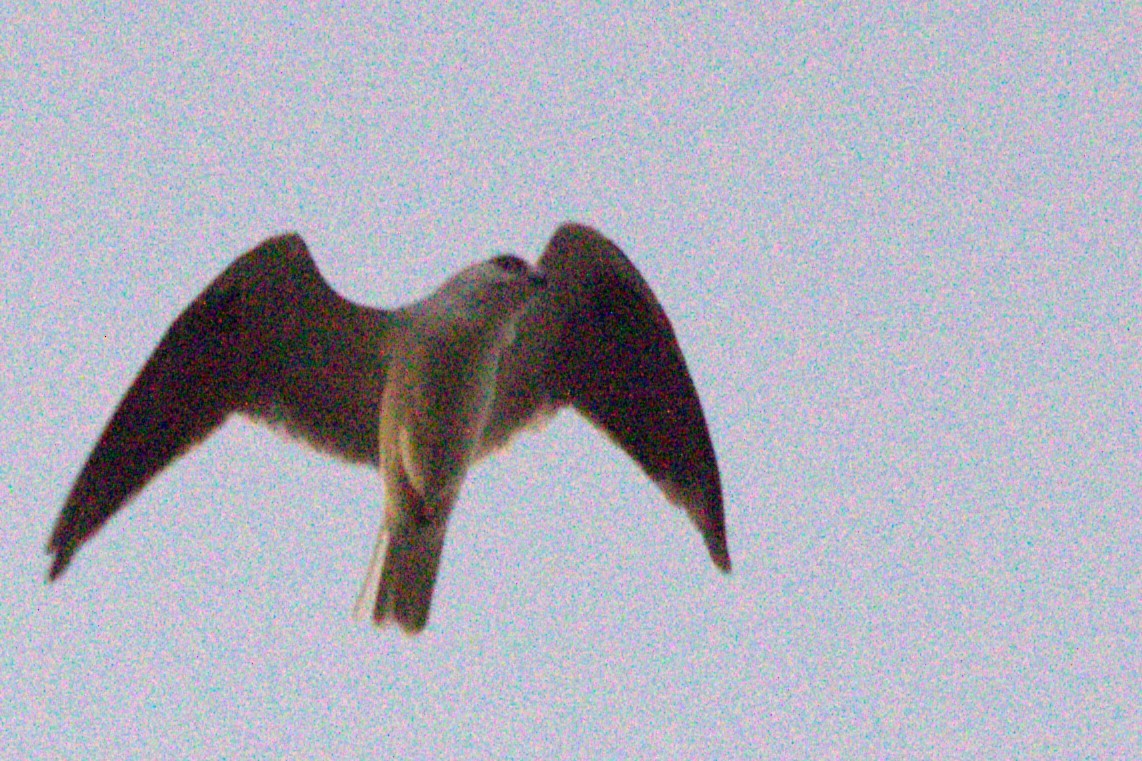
355,521,446,634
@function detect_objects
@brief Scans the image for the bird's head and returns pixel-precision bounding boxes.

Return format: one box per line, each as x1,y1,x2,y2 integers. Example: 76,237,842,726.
425,254,547,330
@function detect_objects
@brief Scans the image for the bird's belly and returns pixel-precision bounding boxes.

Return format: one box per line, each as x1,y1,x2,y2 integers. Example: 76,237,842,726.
399,371,494,496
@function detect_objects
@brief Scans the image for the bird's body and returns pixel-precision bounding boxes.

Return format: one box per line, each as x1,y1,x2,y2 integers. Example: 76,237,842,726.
366,256,545,630
47,223,729,633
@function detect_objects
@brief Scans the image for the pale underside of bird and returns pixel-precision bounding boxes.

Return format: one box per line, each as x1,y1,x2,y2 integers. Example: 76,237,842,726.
47,222,730,634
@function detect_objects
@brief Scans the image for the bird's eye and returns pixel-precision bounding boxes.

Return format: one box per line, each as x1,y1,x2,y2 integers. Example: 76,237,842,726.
490,254,530,277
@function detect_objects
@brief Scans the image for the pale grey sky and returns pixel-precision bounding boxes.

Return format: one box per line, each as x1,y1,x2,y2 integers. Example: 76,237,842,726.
2,3,1138,758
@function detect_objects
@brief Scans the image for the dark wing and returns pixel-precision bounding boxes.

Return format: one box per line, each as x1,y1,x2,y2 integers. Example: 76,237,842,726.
483,223,730,572
47,234,393,579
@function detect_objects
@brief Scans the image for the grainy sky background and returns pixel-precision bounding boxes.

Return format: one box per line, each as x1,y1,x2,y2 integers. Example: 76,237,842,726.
2,3,1138,758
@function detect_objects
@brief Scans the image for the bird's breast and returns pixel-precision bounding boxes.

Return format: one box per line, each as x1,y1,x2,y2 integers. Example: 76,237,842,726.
384,329,506,499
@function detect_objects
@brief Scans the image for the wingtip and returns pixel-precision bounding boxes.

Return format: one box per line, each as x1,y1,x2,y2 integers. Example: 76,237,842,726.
46,548,70,582
709,540,732,574
45,520,79,581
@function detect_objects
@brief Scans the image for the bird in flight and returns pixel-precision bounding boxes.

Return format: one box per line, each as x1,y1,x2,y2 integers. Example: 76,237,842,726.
47,222,729,633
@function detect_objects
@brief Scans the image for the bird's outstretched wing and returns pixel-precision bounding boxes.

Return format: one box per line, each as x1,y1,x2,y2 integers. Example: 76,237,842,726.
47,234,393,579
483,223,730,571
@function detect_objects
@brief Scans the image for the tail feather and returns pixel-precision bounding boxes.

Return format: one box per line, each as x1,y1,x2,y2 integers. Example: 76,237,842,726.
355,522,447,634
